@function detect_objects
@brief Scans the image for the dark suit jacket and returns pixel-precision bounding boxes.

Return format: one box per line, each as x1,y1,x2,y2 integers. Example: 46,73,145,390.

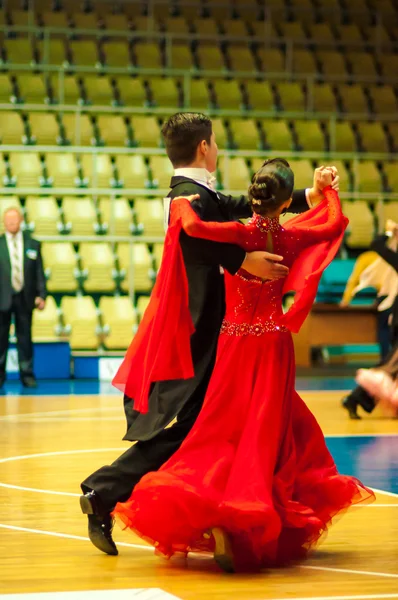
371,234,398,337
0,231,47,312
123,181,308,441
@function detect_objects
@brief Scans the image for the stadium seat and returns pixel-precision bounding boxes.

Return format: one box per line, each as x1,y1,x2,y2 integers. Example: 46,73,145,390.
388,123,398,153
289,159,314,190
63,197,99,235
339,84,370,115
118,242,154,293
229,119,262,150
379,53,398,79
163,17,189,34
197,46,226,70
0,112,26,144
9,153,43,187
99,197,133,236
113,155,149,189
245,81,276,111
42,242,78,292
149,156,174,188
279,21,308,40
69,41,101,67
62,114,94,146
134,199,164,236
133,42,163,68
336,24,365,44
83,76,116,105
32,295,60,341
29,113,61,145
193,18,220,37
291,50,318,76
347,52,379,79
61,295,99,350
37,39,68,66
293,120,326,152
71,11,99,29
370,85,398,114
132,116,161,147
40,10,69,28
52,75,84,104
168,44,194,69
102,41,132,67
96,115,130,147
117,77,148,106
384,161,398,191
379,200,398,223
80,242,116,292
136,294,151,320
102,13,132,30
211,118,228,149
218,156,251,190
358,122,389,153
276,82,307,112
100,296,137,350
4,38,35,64
307,23,336,44
0,74,13,103
14,74,48,104
227,46,257,72
343,200,375,248
148,77,181,108
332,122,358,153
80,154,114,188
311,83,338,112
317,51,349,78
212,79,244,109
262,120,294,151
25,196,61,235
354,161,383,193
188,79,211,109
45,153,81,187
257,48,285,73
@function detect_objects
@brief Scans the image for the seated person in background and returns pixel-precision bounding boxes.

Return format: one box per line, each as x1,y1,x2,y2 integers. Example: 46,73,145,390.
342,220,398,419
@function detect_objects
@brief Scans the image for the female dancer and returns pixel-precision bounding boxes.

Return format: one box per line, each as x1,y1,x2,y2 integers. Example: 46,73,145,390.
113,159,374,572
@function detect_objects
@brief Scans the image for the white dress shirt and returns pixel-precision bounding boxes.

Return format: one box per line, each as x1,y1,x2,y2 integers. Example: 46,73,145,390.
5,230,24,291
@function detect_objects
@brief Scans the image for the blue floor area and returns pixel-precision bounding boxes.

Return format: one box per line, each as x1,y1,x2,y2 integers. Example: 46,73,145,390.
0,377,358,396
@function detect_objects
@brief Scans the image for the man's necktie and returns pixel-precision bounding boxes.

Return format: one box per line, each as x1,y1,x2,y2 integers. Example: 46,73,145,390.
11,236,23,292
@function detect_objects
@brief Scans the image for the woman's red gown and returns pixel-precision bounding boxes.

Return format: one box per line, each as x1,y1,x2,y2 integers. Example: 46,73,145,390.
112,188,374,570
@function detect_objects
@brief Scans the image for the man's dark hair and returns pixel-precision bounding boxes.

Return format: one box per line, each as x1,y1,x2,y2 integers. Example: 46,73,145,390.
161,112,212,168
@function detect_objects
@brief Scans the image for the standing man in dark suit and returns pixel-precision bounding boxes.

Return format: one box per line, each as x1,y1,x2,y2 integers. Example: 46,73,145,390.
80,112,340,556
0,207,47,389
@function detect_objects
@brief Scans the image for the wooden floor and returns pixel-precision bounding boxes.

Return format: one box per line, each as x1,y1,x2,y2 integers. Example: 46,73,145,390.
0,391,397,600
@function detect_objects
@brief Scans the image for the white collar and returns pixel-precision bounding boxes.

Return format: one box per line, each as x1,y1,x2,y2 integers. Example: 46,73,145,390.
5,230,23,241
174,168,217,191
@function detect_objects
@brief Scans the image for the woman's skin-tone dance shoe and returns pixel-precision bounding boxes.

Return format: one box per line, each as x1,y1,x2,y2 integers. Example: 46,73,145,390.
211,527,235,573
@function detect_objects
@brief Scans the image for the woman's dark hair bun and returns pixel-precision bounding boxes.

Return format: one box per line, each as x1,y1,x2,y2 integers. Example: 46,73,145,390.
249,158,294,216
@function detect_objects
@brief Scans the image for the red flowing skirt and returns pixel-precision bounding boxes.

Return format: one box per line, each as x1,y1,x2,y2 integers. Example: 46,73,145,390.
113,331,374,570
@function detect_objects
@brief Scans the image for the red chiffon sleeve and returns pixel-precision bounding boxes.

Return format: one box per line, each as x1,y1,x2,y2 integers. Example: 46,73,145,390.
279,187,349,333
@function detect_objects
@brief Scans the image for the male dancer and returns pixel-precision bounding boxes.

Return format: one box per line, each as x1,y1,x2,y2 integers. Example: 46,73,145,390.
80,113,339,554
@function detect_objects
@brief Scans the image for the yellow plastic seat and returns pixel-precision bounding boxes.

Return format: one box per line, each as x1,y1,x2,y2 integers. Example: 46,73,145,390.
62,114,94,146
294,120,326,152
96,115,129,147
317,51,348,78
218,156,251,191
197,46,226,70
118,242,154,293
117,77,147,106
0,74,13,103
63,197,99,236
276,82,306,112
149,156,174,189
257,48,285,72
149,77,180,108
347,52,378,78
102,13,131,30
378,200,398,223
289,159,314,190
379,53,398,79
42,242,78,292
132,116,161,147
100,296,137,350
80,154,113,189
245,81,275,111
41,10,69,28
370,85,397,114
9,153,43,187
14,74,48,104
354,161,383,193
339,84,369,114
134,199,164,237
336,24,364,43
291,50,318,75
229,119,261,151
136,295,151,320
70,41,100,66
222,19,249,38
211,118,228,149
52,74,83,105
0,112,25,144
164,17,189,34
32,295,59,341
384,161,398,191
193,18,220,37
134,42,163,68
61,295,99,350
71,11,99,29
169,44,194,70
227,46,256,71
99,197,133,236
343,200,375,249
30,113,60,145
45,153,80,187
114,155,149,189
84,76,115,105
25,196,60,235
262,120,294,151
80,242,115,292
358,122,389,153
188,79,211,110
308,23,336,44
4,38,34,64
102,41,132,67
332,122,357,153
37,39,68,66
212,80,243,109
311,83,338,112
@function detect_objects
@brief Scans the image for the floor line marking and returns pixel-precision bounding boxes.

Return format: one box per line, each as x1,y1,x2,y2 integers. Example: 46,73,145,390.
0,448,127,464
0,406,120,421
370,487,398,498
257,595,398,600
1,523,397,579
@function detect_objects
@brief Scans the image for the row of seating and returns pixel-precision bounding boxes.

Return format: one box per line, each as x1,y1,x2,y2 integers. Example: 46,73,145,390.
3,3,398,29
32,294,149,350
2,36,398,81
1,155,398,195
2,72,398,116
1,112,396,154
